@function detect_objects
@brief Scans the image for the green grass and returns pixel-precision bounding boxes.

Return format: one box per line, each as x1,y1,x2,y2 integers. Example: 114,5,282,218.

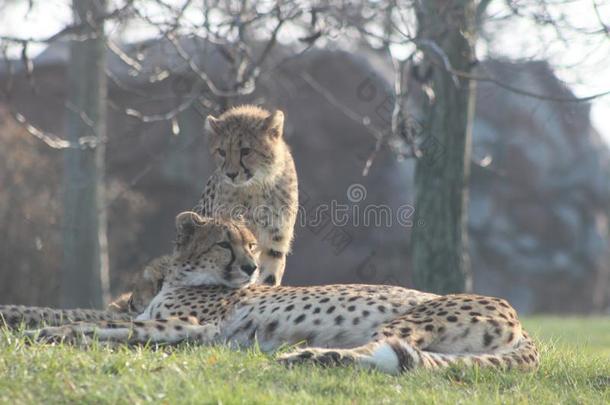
1,317,609,404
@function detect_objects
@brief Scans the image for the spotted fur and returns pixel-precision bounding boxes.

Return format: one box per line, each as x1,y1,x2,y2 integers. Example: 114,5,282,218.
0,304,132,330
0,259,165,330
27,213,539,374
193,105,298,286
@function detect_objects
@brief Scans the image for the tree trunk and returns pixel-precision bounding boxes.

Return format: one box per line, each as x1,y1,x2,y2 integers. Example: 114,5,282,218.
61,0,110,308
411,0,476,294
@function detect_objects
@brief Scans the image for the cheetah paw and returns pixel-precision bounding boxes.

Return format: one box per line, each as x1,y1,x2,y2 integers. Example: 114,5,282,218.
278,349,349,368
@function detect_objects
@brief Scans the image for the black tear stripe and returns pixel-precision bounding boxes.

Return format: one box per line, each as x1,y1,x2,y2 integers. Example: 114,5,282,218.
224,241,237,281
239,156,252,179
267,249,283,259
387,340,415,372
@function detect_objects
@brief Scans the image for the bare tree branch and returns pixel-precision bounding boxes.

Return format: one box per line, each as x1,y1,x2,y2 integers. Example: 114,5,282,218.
593,0,610,37
0,0,135,45
10,110,96,149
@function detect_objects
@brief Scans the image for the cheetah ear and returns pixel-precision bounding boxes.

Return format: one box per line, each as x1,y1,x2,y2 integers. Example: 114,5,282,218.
262,110,284,138
206,115,223,134
175,211,204,246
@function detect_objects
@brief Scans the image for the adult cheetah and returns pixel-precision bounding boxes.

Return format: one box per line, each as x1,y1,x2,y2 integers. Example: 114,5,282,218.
27,212,539,375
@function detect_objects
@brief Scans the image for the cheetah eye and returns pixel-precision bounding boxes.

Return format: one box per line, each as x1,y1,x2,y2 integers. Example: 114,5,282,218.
217,241,231,249
240,147,251,156
248,243,257,251
217,148,226,157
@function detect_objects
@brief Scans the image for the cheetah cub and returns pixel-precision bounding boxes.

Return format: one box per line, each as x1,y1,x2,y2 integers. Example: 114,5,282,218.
194,105,298,286
0,258,167,330
28,213,539,375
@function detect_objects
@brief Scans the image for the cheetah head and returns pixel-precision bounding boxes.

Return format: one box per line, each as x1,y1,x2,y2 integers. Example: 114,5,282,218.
172,211,260,288
207,105,285,186
107,256,169,314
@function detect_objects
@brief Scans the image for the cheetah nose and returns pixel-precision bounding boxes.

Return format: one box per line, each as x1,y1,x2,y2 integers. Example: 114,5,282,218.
226,172,238,181
241,264,257,276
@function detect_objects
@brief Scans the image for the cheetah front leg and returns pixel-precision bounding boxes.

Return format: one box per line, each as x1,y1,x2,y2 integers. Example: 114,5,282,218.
255,206,295,286
25,322,125,346
258,249,286,286
27,319,220,346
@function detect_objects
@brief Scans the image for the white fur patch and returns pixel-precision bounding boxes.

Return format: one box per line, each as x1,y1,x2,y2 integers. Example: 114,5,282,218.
367,343,400,375
135,309,151,321
180,272,224,287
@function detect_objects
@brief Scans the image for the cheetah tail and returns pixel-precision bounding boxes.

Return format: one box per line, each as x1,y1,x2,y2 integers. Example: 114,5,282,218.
0,305,132,330
364,333,539,374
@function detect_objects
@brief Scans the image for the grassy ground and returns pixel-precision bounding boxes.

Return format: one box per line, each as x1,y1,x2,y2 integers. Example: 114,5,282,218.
0,317,608,404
